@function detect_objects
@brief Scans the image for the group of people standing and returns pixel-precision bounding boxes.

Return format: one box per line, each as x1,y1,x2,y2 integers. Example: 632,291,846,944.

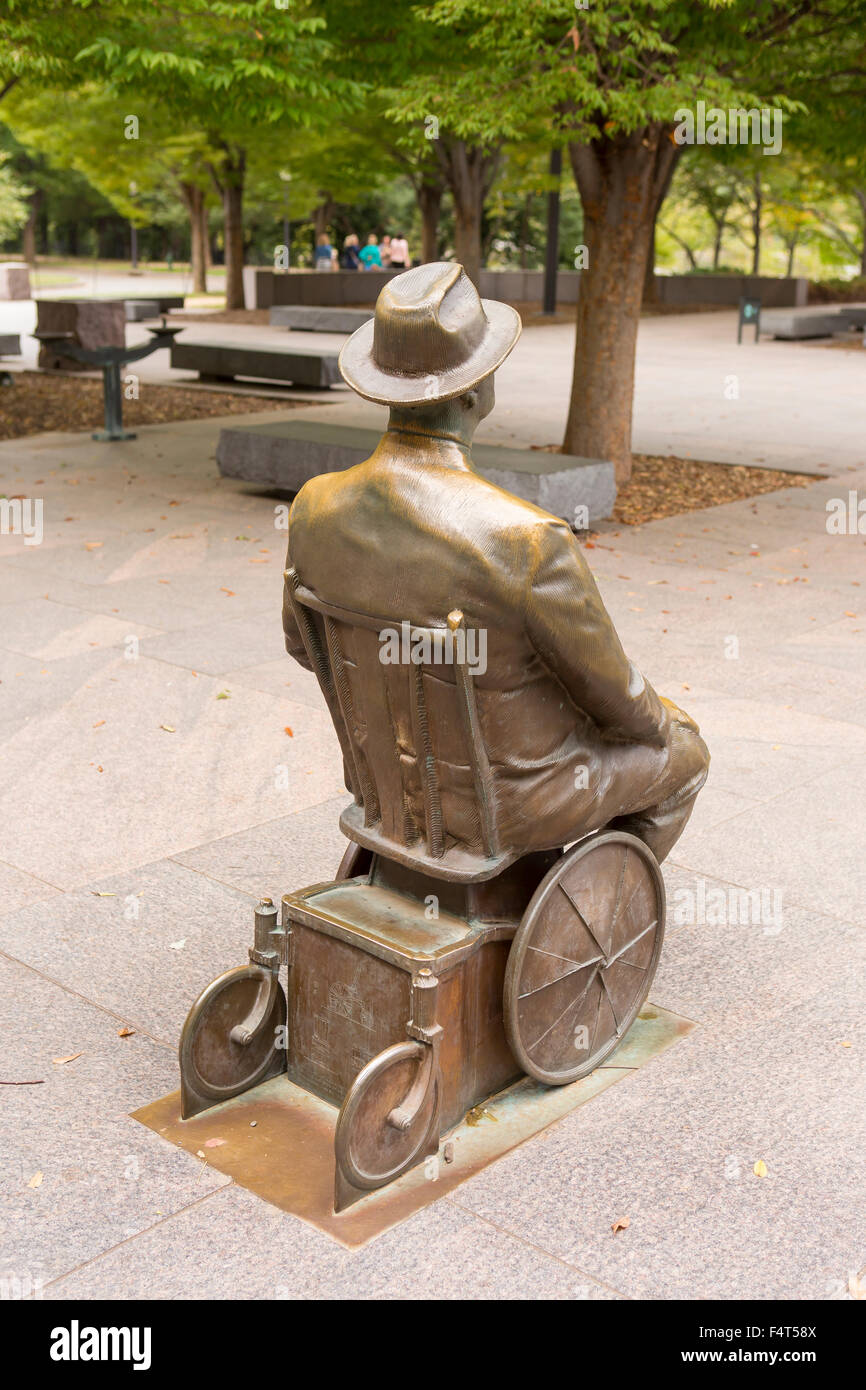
314,231,410,272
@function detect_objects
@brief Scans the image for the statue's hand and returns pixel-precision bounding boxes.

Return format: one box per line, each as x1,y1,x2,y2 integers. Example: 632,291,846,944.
660,695,700,735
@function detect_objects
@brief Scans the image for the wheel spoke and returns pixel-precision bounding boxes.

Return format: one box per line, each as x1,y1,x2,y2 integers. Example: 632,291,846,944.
586,975,605,1056
519,956,603,1000
606,919,657,968
558,882,606,956
525,964,600,1055
606,846,629,940
598,970,625,1036
528,943,598,969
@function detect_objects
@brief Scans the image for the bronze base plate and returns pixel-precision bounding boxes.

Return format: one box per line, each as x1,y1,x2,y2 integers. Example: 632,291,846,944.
132,1004,693,1249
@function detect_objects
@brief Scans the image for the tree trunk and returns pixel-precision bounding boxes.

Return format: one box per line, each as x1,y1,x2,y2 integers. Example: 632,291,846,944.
179,182,208,293
751,171,762,276
417,179,443,263
642,151,679,305
208,144,246,310
223,177,245,309
643,221,656,303
313,198,335,240
855,189,866,278
433,136,501,287
565,125,680,485
785,238,797,278
22,190,41,264
712,219,724,269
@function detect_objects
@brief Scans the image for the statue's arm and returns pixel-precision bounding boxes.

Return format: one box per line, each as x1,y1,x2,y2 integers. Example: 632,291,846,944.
282,526,314,673
524,520,668,746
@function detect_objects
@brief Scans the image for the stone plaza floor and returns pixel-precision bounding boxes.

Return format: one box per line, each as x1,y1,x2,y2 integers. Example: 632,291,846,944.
1,398,865,1299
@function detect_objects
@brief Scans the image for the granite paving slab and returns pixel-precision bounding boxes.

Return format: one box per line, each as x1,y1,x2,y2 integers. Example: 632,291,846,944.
0,956,228,1287
0,858,262,1044
39,1182,616,1301
0,655,344,886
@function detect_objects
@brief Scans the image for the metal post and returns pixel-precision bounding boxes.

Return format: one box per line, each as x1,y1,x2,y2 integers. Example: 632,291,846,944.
542,147,562,316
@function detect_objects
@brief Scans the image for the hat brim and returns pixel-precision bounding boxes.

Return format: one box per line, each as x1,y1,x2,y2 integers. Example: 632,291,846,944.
338,298,522,405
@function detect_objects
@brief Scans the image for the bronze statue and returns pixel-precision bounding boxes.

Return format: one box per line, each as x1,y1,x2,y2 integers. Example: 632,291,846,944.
176,264,709,1216
283,262,708,870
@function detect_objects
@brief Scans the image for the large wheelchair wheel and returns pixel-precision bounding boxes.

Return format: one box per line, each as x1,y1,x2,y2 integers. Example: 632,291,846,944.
504,832,664,1086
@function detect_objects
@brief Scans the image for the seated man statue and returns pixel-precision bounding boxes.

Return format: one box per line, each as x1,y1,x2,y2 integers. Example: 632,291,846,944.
282,263,708,869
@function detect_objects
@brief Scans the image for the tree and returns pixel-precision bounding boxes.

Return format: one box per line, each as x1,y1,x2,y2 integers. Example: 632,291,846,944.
77,1,362,306
385,1,866,484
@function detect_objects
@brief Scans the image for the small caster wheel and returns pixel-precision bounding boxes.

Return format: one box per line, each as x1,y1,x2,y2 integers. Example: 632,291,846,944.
333,1041,439,1211
179,964,286,1119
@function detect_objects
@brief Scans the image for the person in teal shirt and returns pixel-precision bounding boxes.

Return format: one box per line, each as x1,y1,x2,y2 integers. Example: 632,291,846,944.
359,234,382,269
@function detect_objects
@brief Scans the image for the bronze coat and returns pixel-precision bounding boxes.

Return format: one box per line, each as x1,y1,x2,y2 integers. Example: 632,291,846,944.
283,429,706,862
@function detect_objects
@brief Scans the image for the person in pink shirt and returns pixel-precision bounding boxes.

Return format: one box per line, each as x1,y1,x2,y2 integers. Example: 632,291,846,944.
388,233,409,269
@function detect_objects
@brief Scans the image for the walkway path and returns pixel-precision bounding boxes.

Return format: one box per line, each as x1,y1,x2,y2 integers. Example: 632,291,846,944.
1,408,863,1298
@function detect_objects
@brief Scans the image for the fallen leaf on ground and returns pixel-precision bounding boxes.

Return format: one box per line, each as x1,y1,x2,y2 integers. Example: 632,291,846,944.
216,691,230,700
168,939,186,950
92,719,105,728
284,726,293,736
84,541,103,550
91,891,116,897
117,1027,135,1038
159,724,175,733
753,1159,768,1178
465,1104,498,1126
28,1172,44,1188
611,1216,630,1233
52,1053,82,1066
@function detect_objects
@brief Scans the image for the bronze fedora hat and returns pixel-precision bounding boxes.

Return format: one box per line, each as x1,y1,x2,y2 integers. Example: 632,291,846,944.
339,262,521,405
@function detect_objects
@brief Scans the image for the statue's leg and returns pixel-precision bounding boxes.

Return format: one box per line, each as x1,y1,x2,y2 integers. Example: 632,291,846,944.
607,724,709,863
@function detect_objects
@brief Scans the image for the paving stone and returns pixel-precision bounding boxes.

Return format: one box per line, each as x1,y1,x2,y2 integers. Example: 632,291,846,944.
173,796,350,897
40,1178,617,1300
0,858,262,1044
0,655,344,886
140,611,287,677
0,597,162,661
0,956,228,1287
0,859,61,915
221,656,327,710
670,760,866,924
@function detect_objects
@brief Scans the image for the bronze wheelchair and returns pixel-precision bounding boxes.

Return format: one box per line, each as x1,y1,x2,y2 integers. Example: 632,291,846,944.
178,576,665,1212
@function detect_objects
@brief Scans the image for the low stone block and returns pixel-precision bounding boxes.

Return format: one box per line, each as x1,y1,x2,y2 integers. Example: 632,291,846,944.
269,305,373,333
760,307,845,340
125,296,185,320
0,262,31,300
171,339,341,388
0,334,21,356
216,419,615,524
35,299,126,371
833,304,866,330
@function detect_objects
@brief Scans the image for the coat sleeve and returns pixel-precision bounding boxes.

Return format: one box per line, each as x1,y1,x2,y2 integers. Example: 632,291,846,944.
523,518,668,745
281,515,314,673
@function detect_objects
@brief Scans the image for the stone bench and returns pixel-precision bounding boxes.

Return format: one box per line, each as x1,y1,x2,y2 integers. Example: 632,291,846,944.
125,296,185,321
170,340,341,388
760,307,849,339
833,304,866,330
269,306,373,333
0,334,21,356
215,419,615,525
